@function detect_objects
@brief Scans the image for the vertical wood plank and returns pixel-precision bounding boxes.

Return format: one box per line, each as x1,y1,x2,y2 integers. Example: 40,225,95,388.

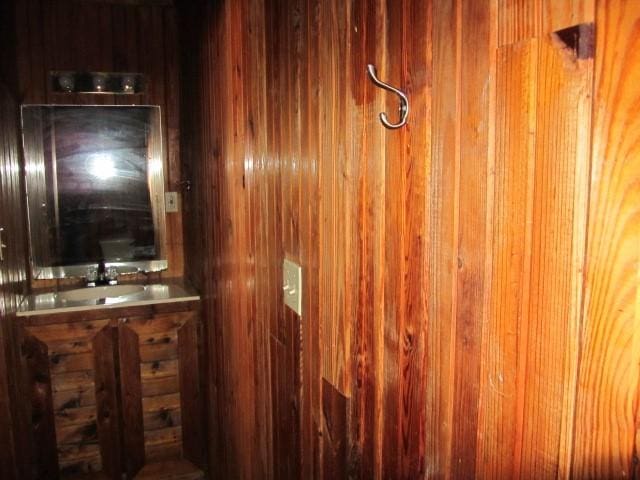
390,0,432,478
427,0,458,476
244,0,272,476
0,82,30,480
519,33,593,479
351,0,384,477
477,39,538,480
381,0,403,474
321,379,348,479
93,325,124,480
317,0,351,393
270,335,286,479
477,26,594,480
23,335,60,479
300,0,321,477
26,0,46,104
0,333,16,479
118,322,145,478
450,0,493,477
572,1,640,477
163,7,184,279
178,316,206,467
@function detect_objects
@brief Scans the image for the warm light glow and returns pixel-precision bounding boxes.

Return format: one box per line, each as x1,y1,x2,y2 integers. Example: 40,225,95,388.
89,153,115,180
149,158,162,174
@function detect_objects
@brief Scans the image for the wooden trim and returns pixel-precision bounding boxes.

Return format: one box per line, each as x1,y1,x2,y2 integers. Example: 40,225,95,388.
178,315,207,467
93,326,125,480
117,322,145,478
23,336,60,478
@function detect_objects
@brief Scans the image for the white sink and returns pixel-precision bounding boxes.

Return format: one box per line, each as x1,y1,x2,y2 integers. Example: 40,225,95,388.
58,285,145,302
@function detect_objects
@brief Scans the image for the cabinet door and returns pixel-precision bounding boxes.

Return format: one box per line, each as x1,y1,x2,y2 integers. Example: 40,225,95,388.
117,310,206,479
22,318,123,480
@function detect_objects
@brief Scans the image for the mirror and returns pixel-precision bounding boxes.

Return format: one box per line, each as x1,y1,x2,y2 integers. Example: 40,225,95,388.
21,105,167,279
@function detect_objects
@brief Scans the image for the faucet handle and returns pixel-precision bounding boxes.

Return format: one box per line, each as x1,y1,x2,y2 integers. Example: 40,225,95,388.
86,265,98,282
106,266,118,284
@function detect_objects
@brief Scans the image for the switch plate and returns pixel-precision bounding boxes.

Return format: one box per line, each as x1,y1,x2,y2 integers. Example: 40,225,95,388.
165,192,179,213
283,258,302,316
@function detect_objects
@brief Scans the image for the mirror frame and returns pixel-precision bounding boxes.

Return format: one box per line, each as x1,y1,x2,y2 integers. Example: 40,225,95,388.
21,104,168,280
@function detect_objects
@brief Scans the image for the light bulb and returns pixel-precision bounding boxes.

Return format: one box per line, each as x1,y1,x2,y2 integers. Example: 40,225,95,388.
58,73,74,92
88,153,115,180
121,75,135,93
93,74,107,92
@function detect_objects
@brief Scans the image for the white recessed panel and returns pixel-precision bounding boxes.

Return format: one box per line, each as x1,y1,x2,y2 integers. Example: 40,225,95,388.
283,258,302,316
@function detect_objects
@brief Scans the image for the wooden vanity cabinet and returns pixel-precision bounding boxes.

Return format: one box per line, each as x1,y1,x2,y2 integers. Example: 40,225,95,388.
18,301,207,480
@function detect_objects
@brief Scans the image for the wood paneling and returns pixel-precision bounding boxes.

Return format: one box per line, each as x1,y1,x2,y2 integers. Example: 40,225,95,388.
449,0,492,476
179,1,271,478
181,1,432,478
497,0,595,47
14,0,184,284
177,317,207,467
476,30,594,479
426,1,457,476
0,83,29,480
179,0,640,478
381,1,431,478
572,1,640,477
321,379,348,478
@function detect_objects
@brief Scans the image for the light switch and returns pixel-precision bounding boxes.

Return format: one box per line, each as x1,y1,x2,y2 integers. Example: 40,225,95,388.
165,192,179,213
283,258,302,316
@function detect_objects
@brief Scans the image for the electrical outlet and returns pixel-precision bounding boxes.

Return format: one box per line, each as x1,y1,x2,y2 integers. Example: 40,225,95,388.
283,258,302,316
165,192,179,213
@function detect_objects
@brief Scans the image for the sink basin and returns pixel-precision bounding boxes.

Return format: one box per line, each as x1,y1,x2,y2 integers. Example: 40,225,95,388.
58,285,145,302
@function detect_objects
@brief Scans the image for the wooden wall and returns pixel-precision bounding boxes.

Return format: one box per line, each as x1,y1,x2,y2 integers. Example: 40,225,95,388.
179,2,272,477
0,83,29,479
180,0,639,479
572,2,639,477
13,0,185,284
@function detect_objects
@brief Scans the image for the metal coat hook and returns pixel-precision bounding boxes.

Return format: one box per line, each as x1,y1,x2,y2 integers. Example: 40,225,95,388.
366,64,409,129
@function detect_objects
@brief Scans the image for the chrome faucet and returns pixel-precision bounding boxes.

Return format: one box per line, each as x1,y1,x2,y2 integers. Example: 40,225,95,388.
97,259,107,280
86,259,118,287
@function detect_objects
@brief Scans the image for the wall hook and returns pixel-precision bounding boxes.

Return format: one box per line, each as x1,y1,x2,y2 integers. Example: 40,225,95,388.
366,64,409,129
178,179,193,192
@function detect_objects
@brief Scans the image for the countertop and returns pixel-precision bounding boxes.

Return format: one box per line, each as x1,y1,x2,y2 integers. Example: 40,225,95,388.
17,281,200,317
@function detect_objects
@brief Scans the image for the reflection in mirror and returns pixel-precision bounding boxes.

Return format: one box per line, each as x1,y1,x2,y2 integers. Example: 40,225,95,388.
22,105,167,279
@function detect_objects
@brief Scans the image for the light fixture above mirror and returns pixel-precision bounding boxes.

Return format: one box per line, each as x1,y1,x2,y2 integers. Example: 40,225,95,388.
51,71,145,95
